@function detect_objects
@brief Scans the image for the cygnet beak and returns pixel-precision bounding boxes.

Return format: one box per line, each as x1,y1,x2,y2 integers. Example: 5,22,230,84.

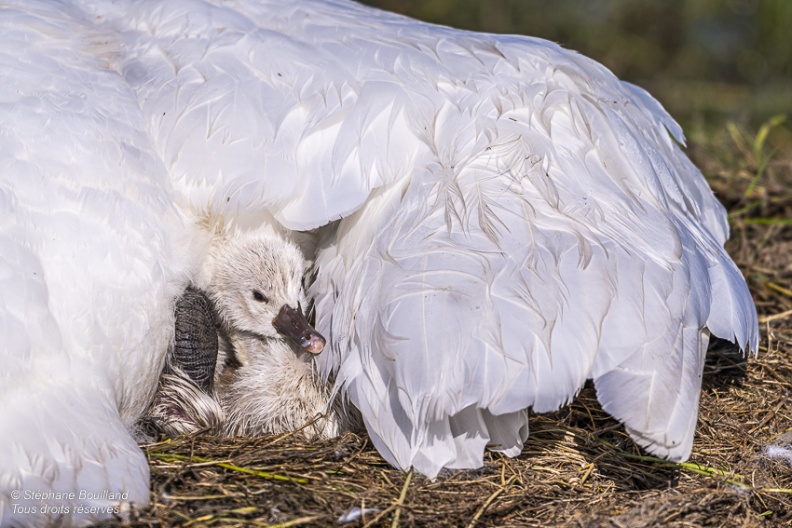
272,304,326,354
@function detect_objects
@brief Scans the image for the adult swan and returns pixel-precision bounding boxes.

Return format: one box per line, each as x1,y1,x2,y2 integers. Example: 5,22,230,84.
0,0,758,525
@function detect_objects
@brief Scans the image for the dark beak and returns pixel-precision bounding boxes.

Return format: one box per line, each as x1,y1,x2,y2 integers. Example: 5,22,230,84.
272,304,325,354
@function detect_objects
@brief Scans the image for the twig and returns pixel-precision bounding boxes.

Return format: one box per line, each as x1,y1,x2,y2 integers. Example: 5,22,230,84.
579,463,595,486
362,471,413,528
266,515,325,528
593,437,749,487
148,452,308,484
466,475,517,528
180,513,215,527
164,494,245,501
391,469,413,528
766,282,792,298
748,401,785,434
759,309,792,323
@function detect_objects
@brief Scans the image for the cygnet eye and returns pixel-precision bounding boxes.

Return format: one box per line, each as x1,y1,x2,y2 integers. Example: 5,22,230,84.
252,290,268,303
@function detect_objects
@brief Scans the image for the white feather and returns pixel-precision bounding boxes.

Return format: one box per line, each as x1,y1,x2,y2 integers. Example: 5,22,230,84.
1,0,759,523
0,1,192,525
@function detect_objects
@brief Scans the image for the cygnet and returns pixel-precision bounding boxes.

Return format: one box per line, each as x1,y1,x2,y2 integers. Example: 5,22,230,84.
144,227,353,440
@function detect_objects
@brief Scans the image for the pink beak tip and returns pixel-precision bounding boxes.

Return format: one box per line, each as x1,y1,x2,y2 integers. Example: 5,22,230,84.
304,335,326,354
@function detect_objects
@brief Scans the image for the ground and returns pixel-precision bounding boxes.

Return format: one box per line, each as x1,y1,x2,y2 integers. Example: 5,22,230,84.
99,120,792,527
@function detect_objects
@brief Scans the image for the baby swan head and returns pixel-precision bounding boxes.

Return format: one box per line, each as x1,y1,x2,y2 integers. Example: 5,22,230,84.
209,233,325,353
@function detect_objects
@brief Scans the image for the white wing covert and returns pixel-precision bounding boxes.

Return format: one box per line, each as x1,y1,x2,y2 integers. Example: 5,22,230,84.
292,3,758,476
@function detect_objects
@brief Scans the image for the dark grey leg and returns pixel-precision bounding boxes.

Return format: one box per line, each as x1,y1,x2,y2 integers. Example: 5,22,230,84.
138,285,223,439
171,285,219,394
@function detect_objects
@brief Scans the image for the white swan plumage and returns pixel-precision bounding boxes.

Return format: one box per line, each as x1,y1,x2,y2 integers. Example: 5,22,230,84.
1,0,758,525
0,1,191,525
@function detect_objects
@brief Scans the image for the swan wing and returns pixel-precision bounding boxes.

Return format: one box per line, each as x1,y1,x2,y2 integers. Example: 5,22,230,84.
285,2,759,475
